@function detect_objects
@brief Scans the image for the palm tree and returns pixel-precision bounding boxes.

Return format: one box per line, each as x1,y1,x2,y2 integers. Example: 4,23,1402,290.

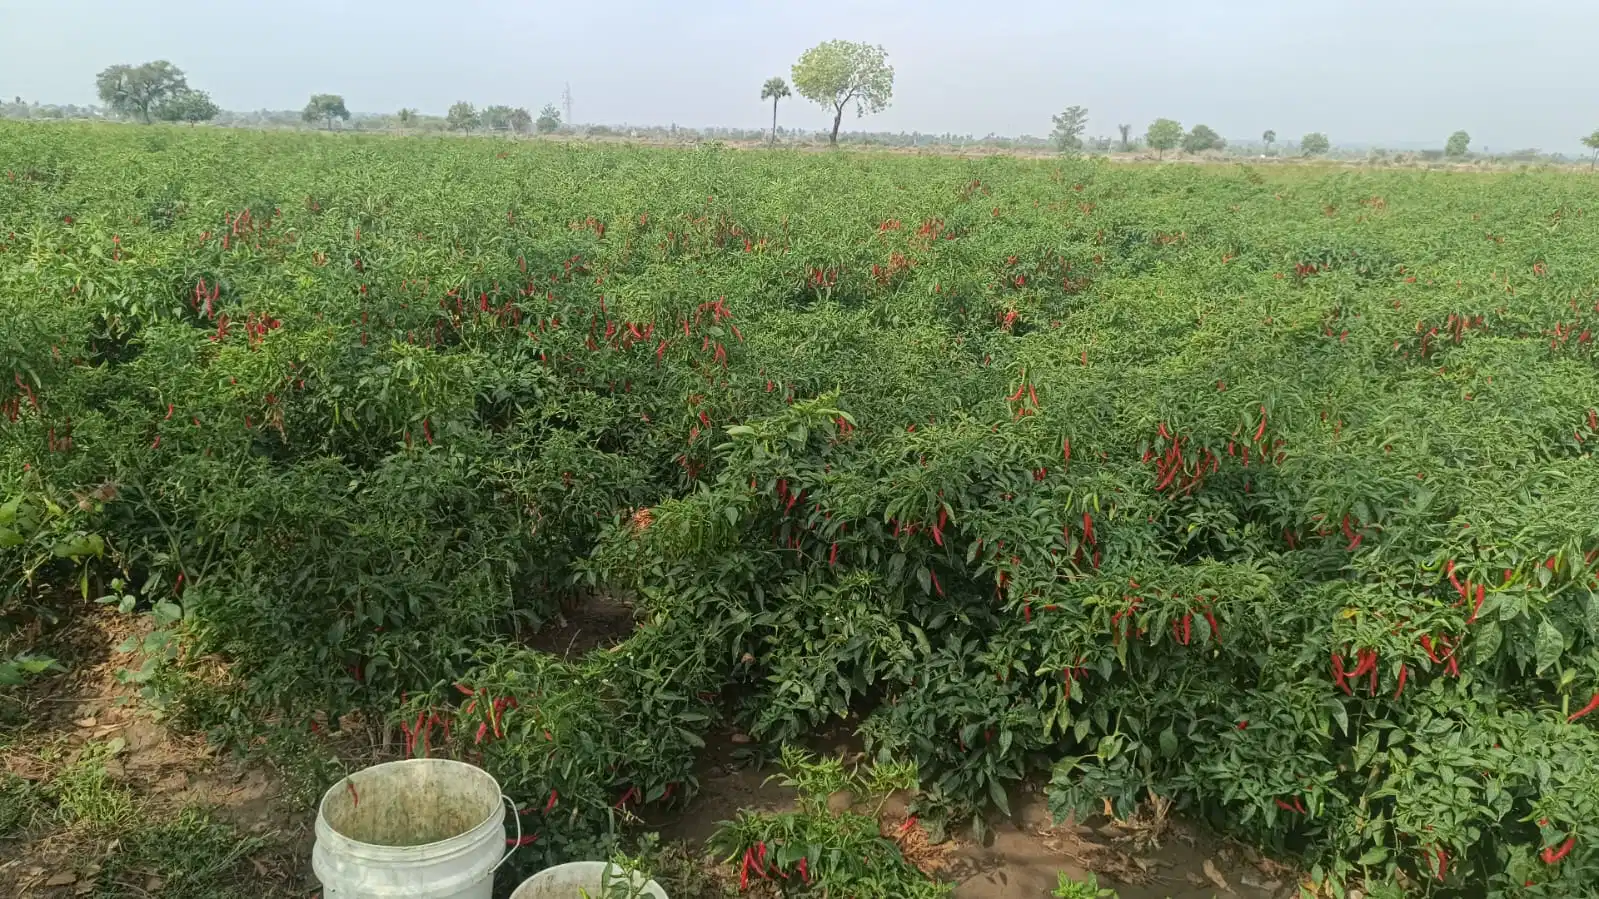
1262,129,1277,154
761,77,791,145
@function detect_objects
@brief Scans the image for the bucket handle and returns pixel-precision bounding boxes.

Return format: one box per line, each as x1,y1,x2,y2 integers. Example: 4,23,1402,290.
493,794,522,873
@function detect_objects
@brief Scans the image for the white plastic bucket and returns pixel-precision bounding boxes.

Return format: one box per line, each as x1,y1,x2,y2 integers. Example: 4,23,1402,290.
312,759,521,899
510,862,669,899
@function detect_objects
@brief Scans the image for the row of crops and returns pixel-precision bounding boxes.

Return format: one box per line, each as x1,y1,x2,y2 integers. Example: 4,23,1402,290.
3,123,1598,895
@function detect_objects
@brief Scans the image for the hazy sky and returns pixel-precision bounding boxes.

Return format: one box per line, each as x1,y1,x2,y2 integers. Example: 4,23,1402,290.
2,0,1594,152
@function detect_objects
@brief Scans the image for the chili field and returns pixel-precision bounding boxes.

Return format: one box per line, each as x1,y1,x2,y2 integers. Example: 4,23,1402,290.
3,123,1599,896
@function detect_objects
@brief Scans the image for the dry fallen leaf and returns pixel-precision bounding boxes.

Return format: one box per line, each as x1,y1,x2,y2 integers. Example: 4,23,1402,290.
1202,858,1231,893
45,872,78,886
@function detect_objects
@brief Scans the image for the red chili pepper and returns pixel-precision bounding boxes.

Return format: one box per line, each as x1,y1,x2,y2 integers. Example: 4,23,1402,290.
475,722,489,744
829,542,838,566
1543,836,1575,864
1331,652,1351,694
1394,664,1408,698
797,857,809,883
1569,693,1599,723
544,790,558,813
1436,848,1449,881
739,850,752,890
1466,583,1485,623
1082,513,1095,544
455,682,474,696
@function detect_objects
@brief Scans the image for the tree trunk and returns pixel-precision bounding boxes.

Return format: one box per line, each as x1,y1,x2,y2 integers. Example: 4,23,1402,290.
830,105,843,145
771,98,779,145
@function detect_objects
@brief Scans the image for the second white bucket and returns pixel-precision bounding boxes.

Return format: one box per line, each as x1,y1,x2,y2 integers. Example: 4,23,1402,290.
312,758,520,899
510,862,669,899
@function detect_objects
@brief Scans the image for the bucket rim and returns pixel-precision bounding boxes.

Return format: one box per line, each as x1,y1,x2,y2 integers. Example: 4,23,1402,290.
316,758,506,853
510,861,669,899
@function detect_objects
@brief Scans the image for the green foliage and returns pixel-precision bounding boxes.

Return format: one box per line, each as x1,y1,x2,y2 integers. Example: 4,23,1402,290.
1301,131,1331,156
710,747,946,897
762,77,791,144
1116,124,1132,152
95,61,189,123
6,122,1599,894
1053,872,1118,899
447,101,479,132
481,105,515,132
1446,131,1471,159
1051,106,1090,154
156,90,219,126
1182,124,1224,154
1145,118,1183,157
790,40,895,145
509,107,532,134
397,108,416,128
536,104,561,134
301,94,350,130
1263,129,1277,148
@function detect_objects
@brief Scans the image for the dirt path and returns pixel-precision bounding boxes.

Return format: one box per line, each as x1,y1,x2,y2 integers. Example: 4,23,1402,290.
0,603,313,898
654,728,1299,899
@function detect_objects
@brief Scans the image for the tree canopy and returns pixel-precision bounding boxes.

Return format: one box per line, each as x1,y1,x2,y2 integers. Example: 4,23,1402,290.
1182,124,1224,154
1146,119,1183,158
536,104,561,134
1445,130,1471,158
446,101,480,132
482,105,515,132
1301,132,1331,156
761,77,792,144
1050,106,1089,154
156,89,218,125
508,107,532,134
791,40,894,145
302,94,350,130
95,61,189,123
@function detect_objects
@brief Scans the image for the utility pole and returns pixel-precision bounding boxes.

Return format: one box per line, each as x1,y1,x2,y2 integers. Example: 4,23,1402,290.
562,83,573,126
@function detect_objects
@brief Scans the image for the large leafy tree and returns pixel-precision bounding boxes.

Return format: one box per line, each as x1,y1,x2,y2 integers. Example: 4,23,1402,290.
1049,106,1089,154
1445,130,1471,158
1146,119,1183,159
1262,129,1277,153
761,77,791,145
1301,132,1331,156
1117,123,1132,152
156,90,219,126
790,40,894,145
1182,124,1224,154
536,104,562,134
482,105,515,132
1583,129,1599,169
508,107,532,135
95,61,189,123
397,108,416,132
446,101,480,132
302,94,350,130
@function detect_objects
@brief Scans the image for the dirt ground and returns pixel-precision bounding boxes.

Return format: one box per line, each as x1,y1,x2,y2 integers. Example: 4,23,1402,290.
2,595,1300,899
655,726,1297,899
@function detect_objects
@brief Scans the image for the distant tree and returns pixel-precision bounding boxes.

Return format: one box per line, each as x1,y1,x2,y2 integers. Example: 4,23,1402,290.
508,107,532,134
397,108,416,131
1049,105,1089,153
481,105,515,132
1583,130,1599,169
95,61,189,123
1182,124,1224,154
761,76,791,144
535,104,561,134
156,89,218,125
1445,130,1471,158
1301,132,1331,156
446,101,480,132
1262,129,1277,153
790,40,895,145
1146,118,1184,159
302,94,350,130
1117,123,1132,151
